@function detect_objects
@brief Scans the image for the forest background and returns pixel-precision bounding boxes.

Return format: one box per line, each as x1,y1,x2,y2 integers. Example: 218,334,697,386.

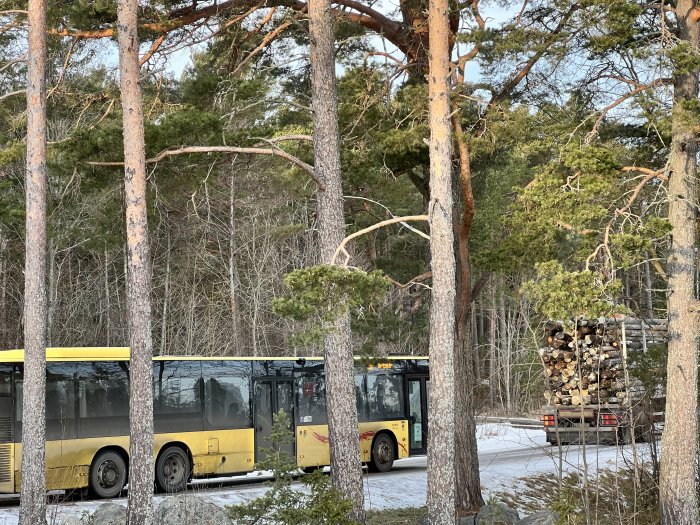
1,1,697,522
0,0,677,414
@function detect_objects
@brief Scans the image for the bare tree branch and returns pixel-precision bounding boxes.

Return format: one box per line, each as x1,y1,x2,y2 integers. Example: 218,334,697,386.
139,33,167,65
385,271,432,288
331,215,429,266
86,145,321,188
0,89,25,101
585,78,671,142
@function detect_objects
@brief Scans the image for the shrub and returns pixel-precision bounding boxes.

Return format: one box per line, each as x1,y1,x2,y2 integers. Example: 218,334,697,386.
227,411,359,525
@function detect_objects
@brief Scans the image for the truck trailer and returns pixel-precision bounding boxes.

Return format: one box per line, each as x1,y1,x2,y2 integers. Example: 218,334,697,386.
539,317,666,446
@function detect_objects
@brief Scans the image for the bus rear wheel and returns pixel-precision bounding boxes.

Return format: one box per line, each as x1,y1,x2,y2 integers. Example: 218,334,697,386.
369,434,394,473
156,446,190,493
90,450,127,499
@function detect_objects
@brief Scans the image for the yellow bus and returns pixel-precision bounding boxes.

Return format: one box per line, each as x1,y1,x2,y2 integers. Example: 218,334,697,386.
0,348,430,497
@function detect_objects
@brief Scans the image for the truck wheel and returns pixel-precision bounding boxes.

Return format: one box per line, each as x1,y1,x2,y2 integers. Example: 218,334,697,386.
90,450,127,499
156,446,190,493
618,427,632,445
369,434,395,473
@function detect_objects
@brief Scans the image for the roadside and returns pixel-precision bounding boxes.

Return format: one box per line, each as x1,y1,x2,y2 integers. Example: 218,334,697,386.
0,422,652,524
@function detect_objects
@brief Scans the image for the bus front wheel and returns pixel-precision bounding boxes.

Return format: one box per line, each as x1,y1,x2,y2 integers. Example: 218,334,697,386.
156,446,191,493
369,434,395,473
90,450,127,499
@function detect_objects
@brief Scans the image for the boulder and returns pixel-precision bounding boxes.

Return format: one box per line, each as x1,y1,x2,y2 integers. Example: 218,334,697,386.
421,513,478,525
475,502,519,525
515,510,559,525
59,516,88,525
89,503,127,525
154,494,232,525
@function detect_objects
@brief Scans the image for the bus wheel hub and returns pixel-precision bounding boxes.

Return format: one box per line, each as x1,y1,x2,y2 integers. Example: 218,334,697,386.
98,461,119,488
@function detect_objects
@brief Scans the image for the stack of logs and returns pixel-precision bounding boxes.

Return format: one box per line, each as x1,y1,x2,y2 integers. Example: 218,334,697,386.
540,318,667,406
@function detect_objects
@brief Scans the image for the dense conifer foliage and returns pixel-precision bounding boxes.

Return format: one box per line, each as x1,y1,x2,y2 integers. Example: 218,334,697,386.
1,0,699,522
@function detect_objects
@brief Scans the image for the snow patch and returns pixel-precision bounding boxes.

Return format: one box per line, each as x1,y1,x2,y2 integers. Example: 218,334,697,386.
0,424,654,523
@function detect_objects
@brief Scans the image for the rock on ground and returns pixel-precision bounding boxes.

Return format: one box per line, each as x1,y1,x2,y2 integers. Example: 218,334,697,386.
515,510,559,525
88,503,127,525
154,494,232,525
475,502,519,525
59,516,88,525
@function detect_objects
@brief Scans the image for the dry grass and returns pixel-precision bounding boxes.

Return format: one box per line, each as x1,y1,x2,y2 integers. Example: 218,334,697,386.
494,467,659,525
366,507,426,524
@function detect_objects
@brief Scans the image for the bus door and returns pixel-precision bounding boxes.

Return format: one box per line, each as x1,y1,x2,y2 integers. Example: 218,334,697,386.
253,379,295,463
0,395,12,493
407,376,429,455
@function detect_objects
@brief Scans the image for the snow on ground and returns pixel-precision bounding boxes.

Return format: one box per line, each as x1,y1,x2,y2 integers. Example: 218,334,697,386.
0,424,654,524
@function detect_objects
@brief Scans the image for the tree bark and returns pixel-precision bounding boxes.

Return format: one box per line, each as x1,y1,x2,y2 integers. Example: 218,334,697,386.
228,170,240,347
0,232,7,349
426,0,456,521
19,0,48,523
451,117,484,516
117,1,155,524
659,2,700,523
308,0,365,519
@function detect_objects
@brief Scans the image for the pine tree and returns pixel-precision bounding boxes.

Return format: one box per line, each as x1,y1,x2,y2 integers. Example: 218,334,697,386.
117,1,155,523
426,0,456,521
308,0,365,520
19,0,48,523
659,1,700,523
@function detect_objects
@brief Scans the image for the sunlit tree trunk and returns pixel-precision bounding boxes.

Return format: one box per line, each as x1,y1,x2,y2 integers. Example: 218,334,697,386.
117,1,155,524
308,0,365,518
426,0,456,520
659,2,700,523
19,0,48,523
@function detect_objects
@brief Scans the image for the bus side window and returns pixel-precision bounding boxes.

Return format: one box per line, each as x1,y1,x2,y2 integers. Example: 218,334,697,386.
202,360,252,430
14,365,22,430
0,365,11,397
153,361,204,433
355,373,368,422
296,365,327,425
46,363,77,441
366,373,404,421
76,361,129,438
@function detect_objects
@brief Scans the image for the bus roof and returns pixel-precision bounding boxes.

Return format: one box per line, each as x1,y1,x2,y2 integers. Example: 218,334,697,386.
0,348,428,363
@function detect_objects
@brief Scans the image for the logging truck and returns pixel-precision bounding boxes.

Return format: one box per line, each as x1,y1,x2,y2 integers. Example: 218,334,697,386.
539,317,666,446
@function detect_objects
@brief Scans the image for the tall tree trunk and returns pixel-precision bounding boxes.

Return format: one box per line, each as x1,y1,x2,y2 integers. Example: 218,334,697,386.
228,170,240,347
643,253,654,318
0,230,7,349
308,0,365,519
426,0,456,520
499,294,509,412
104,247,111,345
46,241,56,346
19,0,48,523
659,2,700,523
489,289,497,410
117,1,155,524
451,116,483,515
160,232,171,355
